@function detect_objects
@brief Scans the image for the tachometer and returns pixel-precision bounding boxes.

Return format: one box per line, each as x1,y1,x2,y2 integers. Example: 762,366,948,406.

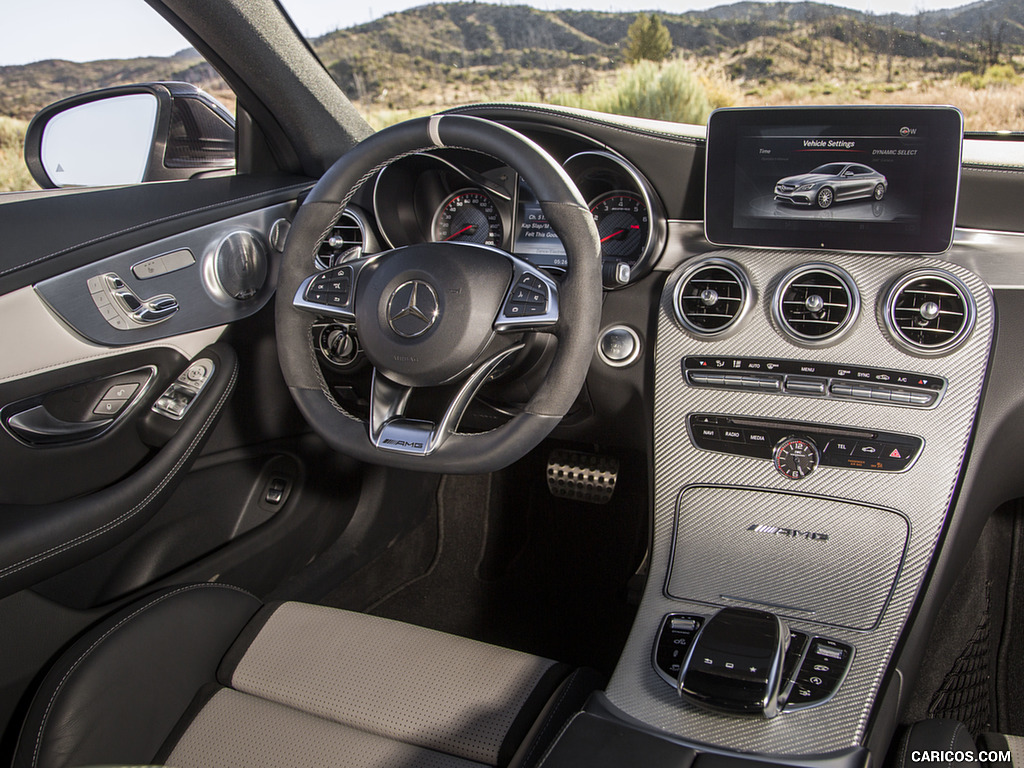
590,192,649,263
433,189,503,246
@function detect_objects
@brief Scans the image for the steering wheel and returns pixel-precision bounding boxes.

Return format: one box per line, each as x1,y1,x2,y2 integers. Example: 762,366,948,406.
276,115,602,472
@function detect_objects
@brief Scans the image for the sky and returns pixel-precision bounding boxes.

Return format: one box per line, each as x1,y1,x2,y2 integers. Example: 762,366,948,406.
1,0,978,67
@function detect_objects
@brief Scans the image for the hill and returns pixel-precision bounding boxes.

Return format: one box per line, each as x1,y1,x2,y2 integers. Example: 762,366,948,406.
0,0,1020,124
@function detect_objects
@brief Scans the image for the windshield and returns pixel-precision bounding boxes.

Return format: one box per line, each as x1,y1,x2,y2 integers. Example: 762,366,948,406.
279,0,1022,135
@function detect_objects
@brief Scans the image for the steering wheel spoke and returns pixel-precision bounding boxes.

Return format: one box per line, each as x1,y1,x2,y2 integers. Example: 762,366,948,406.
494,257,560,333
370,343,525,456
292,253,378,321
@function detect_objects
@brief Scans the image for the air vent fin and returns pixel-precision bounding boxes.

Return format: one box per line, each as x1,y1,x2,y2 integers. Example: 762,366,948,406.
315,209,364,270
674,259,750,336
774,266,858,344
886,271,974,354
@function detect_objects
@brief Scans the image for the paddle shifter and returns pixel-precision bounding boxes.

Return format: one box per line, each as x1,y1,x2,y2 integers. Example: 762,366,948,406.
678,607,788,718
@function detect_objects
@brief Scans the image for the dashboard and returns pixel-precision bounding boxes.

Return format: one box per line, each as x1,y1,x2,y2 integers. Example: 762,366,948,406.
22,98,1024,768
303,103,1020,766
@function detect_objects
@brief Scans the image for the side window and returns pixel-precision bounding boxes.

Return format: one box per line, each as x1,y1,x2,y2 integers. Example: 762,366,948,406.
0,0,236,193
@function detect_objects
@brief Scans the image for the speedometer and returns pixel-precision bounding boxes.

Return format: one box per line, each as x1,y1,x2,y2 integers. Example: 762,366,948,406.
433,190,503,246
590,192,649,263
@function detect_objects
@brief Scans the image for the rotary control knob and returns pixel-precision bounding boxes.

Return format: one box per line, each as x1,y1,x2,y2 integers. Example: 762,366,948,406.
317,324,362,369
773,437,819,480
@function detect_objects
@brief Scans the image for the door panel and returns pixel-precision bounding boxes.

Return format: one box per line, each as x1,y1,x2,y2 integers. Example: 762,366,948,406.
0,176,318,600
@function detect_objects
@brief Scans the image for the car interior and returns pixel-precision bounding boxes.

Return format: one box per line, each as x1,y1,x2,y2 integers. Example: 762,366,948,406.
1,0,1024,767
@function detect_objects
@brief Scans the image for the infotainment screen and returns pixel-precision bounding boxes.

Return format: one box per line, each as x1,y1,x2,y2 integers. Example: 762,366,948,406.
704,106,963,254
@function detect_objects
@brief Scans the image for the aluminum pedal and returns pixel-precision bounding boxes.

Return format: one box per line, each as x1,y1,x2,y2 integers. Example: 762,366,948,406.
546,449,619,504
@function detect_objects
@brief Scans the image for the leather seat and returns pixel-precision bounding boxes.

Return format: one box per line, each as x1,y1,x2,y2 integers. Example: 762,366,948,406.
12,584,599,768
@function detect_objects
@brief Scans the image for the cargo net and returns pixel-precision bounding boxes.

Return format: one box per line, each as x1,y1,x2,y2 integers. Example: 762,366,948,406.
928,585,992,735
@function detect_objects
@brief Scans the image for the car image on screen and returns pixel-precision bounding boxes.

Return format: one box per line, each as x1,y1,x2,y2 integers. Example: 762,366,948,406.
774,162,888,209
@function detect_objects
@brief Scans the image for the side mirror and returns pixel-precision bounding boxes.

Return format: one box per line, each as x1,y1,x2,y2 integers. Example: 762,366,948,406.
24,82,235,189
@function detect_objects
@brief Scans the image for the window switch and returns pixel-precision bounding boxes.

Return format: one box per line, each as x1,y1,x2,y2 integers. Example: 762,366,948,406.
264,478,288,505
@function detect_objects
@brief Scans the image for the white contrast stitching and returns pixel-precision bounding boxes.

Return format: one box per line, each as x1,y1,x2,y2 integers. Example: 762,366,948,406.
0,360,238,581
30,582,255,768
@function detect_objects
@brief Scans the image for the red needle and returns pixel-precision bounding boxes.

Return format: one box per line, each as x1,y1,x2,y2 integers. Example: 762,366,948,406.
601,229,624,242
630,225,640,229
445,225,474,240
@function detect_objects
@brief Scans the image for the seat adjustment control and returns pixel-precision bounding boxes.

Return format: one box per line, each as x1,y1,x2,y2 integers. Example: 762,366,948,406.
88,272,178,329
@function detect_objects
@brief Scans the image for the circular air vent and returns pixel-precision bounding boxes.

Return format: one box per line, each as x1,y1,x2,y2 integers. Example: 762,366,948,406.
884,270,975,355
673,258,752,336
315,208,366,270
773,264,859,345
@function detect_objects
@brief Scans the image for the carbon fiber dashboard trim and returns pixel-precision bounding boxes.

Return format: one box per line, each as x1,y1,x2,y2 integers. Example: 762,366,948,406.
605,249,994,755
667,486,908,632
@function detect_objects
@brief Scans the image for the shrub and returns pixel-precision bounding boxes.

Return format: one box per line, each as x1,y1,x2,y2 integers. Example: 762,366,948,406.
547,59,713,125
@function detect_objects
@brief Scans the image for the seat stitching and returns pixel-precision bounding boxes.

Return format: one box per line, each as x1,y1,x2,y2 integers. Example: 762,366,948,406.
519,669,581,768
0,360,237,581
30,582,255,768
947,722,965,768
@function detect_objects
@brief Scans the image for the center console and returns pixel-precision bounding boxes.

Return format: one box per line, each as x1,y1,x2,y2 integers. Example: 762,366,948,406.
602,247,992,756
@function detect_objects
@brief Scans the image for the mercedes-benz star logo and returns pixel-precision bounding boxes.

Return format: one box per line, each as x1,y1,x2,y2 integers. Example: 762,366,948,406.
386,280,439,338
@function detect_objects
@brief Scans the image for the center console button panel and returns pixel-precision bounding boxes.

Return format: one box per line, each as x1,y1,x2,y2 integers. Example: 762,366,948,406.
653,612,854,715
683,356,945,408
688,414,923,474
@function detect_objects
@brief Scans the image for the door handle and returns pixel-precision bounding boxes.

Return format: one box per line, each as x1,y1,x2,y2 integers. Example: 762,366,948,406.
6,405,112,444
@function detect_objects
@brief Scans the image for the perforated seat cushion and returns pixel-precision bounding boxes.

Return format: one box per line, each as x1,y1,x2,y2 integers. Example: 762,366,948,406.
166,601,563,768
168,688,487,768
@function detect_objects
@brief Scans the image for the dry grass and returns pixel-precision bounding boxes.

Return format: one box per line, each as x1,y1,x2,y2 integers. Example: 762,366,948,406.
0,116,37,194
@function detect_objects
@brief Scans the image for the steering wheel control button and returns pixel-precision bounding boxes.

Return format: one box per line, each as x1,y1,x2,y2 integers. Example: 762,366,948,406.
495,261,559,332
773,437,819,480
503,274,550,318
652,613,705,684
304,266,353,308
152,358,216,421
597,325,641,367
687,413,923,474
682,356,945,408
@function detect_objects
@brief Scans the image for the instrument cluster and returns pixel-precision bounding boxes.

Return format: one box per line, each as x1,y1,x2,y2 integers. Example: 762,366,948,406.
369,146,666,288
